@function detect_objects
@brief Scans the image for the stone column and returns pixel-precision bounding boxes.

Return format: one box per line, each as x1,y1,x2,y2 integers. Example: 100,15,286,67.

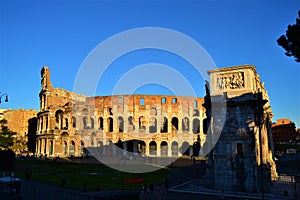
123,142,127,156
133,140,138,155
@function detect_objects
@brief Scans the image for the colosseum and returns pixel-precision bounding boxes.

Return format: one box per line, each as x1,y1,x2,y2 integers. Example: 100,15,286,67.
36,66,207,158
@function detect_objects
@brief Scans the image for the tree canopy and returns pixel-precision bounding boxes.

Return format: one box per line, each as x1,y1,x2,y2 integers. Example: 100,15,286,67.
0,119,16,149
277,10,300,63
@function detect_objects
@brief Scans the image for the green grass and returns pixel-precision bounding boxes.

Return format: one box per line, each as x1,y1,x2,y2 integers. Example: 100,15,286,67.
11,159,168,191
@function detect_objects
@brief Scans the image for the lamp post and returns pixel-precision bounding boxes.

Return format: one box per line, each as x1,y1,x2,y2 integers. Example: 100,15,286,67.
0,92,9,104
254,93,267,200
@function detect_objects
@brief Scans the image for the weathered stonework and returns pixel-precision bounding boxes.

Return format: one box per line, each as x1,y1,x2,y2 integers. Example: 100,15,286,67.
3,109,37,137
204,65,277,192
36,66,206,157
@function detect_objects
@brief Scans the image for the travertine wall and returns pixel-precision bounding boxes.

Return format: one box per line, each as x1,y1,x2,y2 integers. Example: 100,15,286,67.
36,66,207,157
3,109,37,137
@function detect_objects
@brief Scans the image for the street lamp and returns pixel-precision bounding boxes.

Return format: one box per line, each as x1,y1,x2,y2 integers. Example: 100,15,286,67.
254,93,267,200
0,92,8,104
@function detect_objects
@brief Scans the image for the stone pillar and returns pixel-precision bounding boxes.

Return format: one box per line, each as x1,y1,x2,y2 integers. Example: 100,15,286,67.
123,142,127,156
157,143,161,157
133,141,138,155
145,142,149,156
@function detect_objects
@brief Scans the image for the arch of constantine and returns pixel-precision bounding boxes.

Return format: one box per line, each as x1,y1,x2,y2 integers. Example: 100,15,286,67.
36,67,207,158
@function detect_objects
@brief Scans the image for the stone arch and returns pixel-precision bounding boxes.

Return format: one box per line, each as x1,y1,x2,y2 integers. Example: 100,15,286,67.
160,117,168,133
139,116,146,130
55,110,64,129
149,141,157,156
61,132,69,137
83,117,88,129
171,141,179,156
138,141,146,154
108,117,113,132
193,118,200,134
69,140,75,156
64,118,69,129
49,140,53,155
182,117,189,131
91,132,96,146
193,141,201,156
72,116,76,128
181,141,190,156
161,141,168,156
79,141,84,155
171,117,179,131
150,107,157,115
193,109,200,117
128,116,135,131
82,108,89,115
99,117,104,130
149,117,157,133
64,141,68,155
90,118,94,129
118,116,124,132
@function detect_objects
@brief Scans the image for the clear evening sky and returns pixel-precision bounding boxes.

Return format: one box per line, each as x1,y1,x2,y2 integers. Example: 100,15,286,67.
1,0,299,127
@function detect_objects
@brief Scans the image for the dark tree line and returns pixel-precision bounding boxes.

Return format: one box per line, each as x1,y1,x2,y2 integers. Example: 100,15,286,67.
277,10,300,63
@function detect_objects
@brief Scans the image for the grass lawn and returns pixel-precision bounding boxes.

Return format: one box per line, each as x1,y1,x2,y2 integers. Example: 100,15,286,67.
11,159,169,192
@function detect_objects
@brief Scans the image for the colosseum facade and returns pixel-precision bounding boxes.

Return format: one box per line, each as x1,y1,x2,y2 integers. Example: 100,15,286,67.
36,66,207,158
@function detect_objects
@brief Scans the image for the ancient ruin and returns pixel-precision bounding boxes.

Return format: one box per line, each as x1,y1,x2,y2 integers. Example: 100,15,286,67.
36,66,206,158
204,65,277,192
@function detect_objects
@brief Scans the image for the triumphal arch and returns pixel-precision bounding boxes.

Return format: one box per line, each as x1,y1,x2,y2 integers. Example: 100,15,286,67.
204,65,277,192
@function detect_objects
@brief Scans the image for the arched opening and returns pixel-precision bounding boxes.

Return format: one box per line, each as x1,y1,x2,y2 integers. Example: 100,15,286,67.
126,140,134,153
161,141,168,156
64,141,68,155
182,117,189,131
64,118,68,129
139,116,146,130
181,141,190,156
118,116,124,132
83,117,88,129
49,140,53,155
116,139,123,156
128,116,135,131
138,141,146,154
108,117,113,132
61,132,69,137
193,109,200,117
171,141,178,156
55,110,64,129
149,117,157,133
79,141,84,156
149,141,157,156
90,118,94,129
193,141,201,156
91,132,96,147
160,117,168,133
69,140,75,156
72,116,76,128
99,117,104,130
171,117,178,131
193,118,200,134
150,107,157,115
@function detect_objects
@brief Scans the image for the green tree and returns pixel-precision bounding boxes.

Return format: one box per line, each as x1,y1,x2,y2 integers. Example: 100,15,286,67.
277,10,300,63
0,119,16,149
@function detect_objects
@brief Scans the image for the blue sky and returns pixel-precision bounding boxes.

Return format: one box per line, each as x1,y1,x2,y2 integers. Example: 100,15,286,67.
1,0,299,127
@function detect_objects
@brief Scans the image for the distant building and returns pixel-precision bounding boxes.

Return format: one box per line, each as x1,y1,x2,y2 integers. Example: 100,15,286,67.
3,109,37,137
272,118,296,143
0,108,6,120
